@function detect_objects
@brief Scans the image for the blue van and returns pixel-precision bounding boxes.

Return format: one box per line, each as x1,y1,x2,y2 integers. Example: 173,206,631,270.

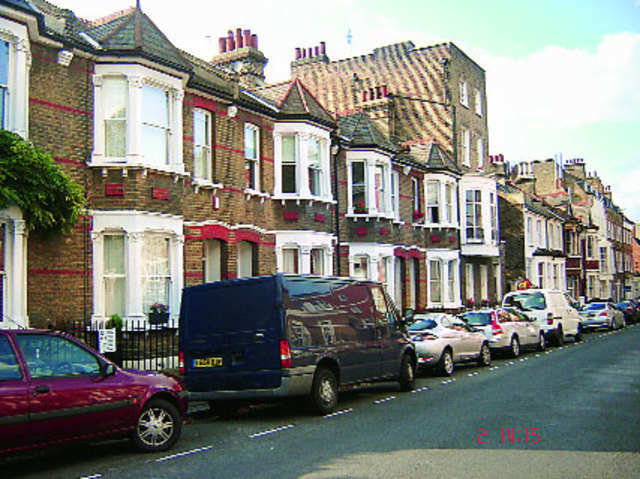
179,274,416,414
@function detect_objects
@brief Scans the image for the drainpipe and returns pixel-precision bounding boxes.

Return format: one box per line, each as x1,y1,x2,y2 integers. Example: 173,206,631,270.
332,138,342,276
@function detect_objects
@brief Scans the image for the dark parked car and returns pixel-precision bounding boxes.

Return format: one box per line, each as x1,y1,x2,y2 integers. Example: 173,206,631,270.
615,301,639,324
0,329,188,455
180,274,416,415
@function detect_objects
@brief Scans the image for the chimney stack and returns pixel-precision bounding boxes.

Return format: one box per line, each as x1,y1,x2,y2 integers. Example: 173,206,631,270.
295,47,301,60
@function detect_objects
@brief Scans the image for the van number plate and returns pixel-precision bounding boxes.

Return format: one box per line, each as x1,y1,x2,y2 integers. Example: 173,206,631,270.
193,357,223,368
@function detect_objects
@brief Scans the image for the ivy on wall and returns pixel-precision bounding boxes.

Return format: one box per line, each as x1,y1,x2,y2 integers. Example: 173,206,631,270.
0,129,86,234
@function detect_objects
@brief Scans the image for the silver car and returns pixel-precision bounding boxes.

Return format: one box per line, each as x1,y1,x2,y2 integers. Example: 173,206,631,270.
408,313,491,376
460,308,544,358
580,302,625,330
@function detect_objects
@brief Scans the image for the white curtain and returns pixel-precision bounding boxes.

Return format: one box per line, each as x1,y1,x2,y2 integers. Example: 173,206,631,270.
142,235,170,314
104,235,125,317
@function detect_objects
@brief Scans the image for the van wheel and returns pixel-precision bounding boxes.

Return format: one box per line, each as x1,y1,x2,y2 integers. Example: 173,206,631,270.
311,367,338,415
478,342,491,367
398,353,416,392
438,348,454,376
554,325,564,346
537,332,546,351
510,336,520,358
132,399,181,452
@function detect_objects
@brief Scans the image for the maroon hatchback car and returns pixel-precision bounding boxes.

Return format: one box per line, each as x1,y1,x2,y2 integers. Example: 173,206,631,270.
0,329,188,455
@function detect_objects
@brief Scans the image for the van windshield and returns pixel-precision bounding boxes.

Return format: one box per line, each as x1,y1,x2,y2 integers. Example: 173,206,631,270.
504,292,546,311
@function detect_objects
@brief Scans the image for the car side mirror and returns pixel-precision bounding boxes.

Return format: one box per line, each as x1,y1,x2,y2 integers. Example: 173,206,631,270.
100,362,116,376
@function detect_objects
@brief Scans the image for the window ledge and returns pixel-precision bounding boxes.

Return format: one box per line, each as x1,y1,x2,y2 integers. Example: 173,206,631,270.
273,194,336,206
244,189,271,201
192,179,223,191
89,161,188,178
346,212,395,221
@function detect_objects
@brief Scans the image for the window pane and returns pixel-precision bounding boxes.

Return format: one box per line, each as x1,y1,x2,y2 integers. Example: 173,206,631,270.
282,248,299,274
104,78,127,157
142,236,170,314
352,162,366,211
105,277,125,317
104,236,124,274
311,249,324,275
238,241,254,278
0,41,8,85
142,124,168,165
430,261,441,303
282,135,296,163
353,256,368,280
0,335,22,380
282,164,296,193
245,125,257,160
447,261,455,302
104,235,125,317
309,167,321,196
307,137,320,166
204,239,222,283
142,85,168,126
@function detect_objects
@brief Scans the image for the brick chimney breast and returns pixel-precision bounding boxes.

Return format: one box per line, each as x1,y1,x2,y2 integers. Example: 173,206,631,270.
211,28,268,88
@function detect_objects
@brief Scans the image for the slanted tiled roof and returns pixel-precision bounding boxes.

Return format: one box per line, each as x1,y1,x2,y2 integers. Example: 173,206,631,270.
82,7,190,72
4,0,40,13
292,42,454,153
252,78,335,127
338,112,398,154
422,143,460,174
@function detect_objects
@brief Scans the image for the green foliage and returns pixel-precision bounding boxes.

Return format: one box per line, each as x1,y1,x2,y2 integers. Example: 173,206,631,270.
106,314,123,330
0,129,86,233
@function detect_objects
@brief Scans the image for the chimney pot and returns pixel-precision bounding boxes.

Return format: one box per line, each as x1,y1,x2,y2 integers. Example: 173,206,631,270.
320,41,326,55
314,46,319,56
381,85,388,97
302,48,307,58
236,28,243,48
308,47,313,58
295,47,302,60
362,91,368,101
226,35,235,51
375,86,382,99
251,34,258,49
370,88,375,99
219,37,227,53
243,29,251,48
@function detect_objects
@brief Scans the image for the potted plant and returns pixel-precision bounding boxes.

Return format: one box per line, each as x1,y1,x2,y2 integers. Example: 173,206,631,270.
149,303,169,325
354,201,368,214
413,210,424,221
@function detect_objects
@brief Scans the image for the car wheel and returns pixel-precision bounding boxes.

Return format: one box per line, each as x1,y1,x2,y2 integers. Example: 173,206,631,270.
554,325,564,346
574,324,582,342
537,332,546,351
438,348,454,377
398,353,416,392
478,342,491,367
510,336,520,358
311,367,338,415
132,399,182,452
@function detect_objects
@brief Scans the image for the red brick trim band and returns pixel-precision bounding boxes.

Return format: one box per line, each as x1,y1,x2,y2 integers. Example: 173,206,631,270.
215,144,244,155
30,98,90,116
54,157,85,167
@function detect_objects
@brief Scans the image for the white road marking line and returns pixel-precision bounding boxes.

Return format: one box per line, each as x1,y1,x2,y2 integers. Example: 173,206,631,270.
250,424,296,438
155,446,214,463
79,475,102,479
411,386,431,393
374,396,396,404
323,408,354,418
535,354,541,357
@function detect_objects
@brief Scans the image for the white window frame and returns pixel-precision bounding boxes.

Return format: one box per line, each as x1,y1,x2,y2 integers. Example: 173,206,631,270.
91,64,184,174
281,246,300,274
466,263,474,302
480,264,489,301
91,211,183,328
203,238,222,283
0,18,30,138
193,108,213,183
465,189,483,242
429,259,442,305
345,150,394,219
426,180,441,225
0,206,27,328
476,136,484,169
103,233,126,318
459,79,469,107
275,231,334,276
474,88,483,116
273,122,333,202
461,127,471,167
427,250,460,309
352,254,370,281
141,83,170,167
391,170,400,220
424,174,458,227
244,122,260,192
237,241,256,278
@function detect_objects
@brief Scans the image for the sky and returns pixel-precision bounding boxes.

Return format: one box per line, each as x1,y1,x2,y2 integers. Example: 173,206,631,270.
51,0,640,221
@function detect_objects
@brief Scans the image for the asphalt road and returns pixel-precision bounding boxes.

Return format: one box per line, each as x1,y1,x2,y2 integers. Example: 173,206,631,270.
4,324,640,479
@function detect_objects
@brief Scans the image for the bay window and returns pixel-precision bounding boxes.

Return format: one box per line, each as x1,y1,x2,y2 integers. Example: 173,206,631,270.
193,109,212,182
346,152,393,217
274,123,332,201
92,64,184,172
245,123,260,190
428,253,460,308
465,189,483,241
425,177,457,226
142,235,170,315
276,232,333,276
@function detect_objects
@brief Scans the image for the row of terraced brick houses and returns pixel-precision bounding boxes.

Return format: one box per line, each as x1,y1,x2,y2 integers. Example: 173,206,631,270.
0,0,634,331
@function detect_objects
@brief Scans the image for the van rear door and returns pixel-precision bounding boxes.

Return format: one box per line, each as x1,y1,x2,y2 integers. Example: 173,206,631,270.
180,275,283,392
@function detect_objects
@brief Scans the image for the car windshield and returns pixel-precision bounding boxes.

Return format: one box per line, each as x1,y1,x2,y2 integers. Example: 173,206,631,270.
407,319,438,331
584,303,606,311
461,312,492,326
504,292,546,311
